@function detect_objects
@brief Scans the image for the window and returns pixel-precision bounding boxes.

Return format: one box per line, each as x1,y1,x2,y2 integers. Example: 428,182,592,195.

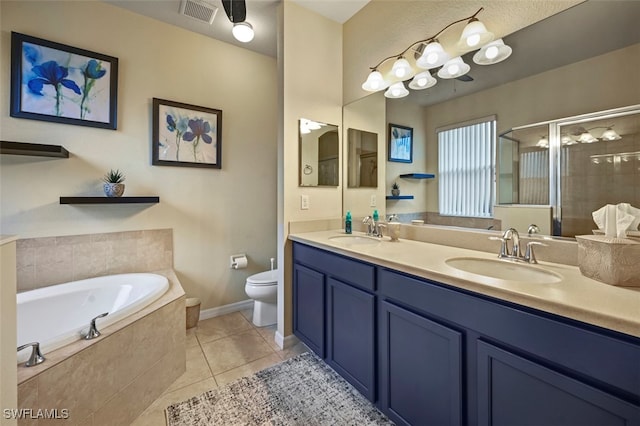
438,117,496,218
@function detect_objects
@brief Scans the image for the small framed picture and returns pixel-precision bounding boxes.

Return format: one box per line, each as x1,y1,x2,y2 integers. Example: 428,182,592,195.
152,98,222,168
10,32,118,130
388,123,413,163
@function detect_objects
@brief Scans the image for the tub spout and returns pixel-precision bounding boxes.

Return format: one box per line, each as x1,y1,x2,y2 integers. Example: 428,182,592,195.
17,342,45,367
84,312,109,340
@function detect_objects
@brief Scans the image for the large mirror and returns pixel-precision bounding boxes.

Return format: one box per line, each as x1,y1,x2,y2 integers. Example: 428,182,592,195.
343,0,640,238
347,128,378,188
299,119,339,187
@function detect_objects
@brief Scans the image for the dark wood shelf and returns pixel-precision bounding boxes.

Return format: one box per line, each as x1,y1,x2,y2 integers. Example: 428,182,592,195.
386,195,414,200
1,141,69,158
399,173,435,179
60,196,159,205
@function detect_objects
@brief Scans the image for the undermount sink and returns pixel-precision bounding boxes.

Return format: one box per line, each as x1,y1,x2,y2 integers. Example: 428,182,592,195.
328,235,381,245
445,257,562,284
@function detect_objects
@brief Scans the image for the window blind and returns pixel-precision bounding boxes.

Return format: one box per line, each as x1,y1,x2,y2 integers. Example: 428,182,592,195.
438,119,495,217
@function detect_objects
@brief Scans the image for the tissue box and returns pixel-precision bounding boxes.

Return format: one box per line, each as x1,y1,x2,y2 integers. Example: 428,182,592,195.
576,235,640,287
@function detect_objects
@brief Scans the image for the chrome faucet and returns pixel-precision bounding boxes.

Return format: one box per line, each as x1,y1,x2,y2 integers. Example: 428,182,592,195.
528,224,540,235
83,312,109,340
17,342,45,367
491,227,546,264
502,228,521,258
363,216,383,237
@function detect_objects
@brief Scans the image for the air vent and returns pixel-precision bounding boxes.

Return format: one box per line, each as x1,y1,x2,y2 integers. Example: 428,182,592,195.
179,0,218,24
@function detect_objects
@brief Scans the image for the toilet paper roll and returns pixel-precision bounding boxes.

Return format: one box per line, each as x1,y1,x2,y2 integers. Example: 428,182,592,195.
232,256,248,269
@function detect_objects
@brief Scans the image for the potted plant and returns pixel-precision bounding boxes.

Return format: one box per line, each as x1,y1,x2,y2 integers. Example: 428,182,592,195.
103,169,125,197
391,182,400,196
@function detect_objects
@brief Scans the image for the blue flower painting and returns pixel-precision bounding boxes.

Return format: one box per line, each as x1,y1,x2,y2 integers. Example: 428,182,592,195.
154,99,222,168
11,32,118,129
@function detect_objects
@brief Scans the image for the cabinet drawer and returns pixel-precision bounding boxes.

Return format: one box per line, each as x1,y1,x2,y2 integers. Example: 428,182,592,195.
293,242,375,291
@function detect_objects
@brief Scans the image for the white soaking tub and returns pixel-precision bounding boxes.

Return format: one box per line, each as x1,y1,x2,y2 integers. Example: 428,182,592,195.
17,273,169,364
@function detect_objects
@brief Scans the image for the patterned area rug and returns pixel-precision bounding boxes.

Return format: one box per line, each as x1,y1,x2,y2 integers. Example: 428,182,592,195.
166,352,394,425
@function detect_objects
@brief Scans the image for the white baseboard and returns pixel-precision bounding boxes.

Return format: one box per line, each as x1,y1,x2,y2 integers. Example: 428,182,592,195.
199,299,254,321
275,330,299,350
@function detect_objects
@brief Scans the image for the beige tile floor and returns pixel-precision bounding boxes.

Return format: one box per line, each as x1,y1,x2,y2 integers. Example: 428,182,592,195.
131,309,309,426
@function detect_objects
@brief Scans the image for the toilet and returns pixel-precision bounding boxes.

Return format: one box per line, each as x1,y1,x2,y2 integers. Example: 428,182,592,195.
245,269,278,327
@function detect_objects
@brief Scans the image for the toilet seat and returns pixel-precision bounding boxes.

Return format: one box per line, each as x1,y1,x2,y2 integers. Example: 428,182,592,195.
246,270,277,286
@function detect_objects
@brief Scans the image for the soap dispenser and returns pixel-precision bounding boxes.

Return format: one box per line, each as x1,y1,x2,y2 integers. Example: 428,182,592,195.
345,211,352,234
373,209,379,222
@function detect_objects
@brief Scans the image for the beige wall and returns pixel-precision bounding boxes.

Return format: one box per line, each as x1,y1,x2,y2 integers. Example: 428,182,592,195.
0,238,17,426
423,44,640,212
278,2,343,339
0,1,277,311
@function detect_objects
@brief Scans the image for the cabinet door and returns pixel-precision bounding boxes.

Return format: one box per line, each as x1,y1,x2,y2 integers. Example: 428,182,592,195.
477,340,640,426
327,278,376,401
293,264,325,357
379,301,463,426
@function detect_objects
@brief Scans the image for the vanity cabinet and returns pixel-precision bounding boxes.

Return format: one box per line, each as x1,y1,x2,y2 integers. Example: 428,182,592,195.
292,242,640,425
292,243,376,401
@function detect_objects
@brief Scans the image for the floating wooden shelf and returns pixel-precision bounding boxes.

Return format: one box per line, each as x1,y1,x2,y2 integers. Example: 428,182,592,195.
386,195,414,200
399,173,435,179
60,196,159,205
1,141,69,158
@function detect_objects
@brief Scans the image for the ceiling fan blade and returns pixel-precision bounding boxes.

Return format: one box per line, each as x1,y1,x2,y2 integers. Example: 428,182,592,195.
221,0,246,23
456,74,474,82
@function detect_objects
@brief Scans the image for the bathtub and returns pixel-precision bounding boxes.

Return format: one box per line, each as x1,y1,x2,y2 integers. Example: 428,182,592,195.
17,273,169,364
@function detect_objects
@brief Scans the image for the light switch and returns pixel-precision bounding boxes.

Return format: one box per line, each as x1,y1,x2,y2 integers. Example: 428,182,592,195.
370,194,377,207
301,194,310,210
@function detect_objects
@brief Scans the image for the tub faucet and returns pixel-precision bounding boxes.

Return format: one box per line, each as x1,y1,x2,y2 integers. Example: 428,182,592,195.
84,312,109,340
17,342,45,367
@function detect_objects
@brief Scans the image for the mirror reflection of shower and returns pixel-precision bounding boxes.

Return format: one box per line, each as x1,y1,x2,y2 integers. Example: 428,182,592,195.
347,128,378,188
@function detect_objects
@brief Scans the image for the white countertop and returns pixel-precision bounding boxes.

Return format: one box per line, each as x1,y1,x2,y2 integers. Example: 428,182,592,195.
289,230,640,338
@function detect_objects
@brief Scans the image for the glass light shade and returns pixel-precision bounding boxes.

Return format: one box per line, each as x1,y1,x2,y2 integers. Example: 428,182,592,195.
457,19,494,50
232,22,254,43
579,131,598,143
391,57,414,79
384,82,409,99
361,70,389,92
561,135,578,146
416,41,450,69
601,128,621,140
408,71,437,90
436,57,470,79
536,136,549,148
473,39,512,65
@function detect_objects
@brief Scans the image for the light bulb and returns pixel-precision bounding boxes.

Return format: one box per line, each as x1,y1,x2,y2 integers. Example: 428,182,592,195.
426,53,439,65
467,33,481,47
485,45,499,59
417,77,427,87
448,63,460,75
232,22,254,43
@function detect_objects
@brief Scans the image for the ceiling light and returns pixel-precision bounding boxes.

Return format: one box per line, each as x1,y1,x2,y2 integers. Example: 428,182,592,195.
416,41,450,69
391,57,413,79
601,127,621,141
361,70,389,92
536,136,549,148
473,38,512,65
408,71,437,90
437,57,470,79
457,18,494,50
232,22,254,43
579,131,598,143
384,82,409,99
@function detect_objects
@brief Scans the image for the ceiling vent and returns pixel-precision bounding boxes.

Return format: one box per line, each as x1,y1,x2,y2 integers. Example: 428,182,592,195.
179,0,218,25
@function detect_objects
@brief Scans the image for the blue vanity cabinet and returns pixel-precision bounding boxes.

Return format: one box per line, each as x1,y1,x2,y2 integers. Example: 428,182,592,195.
292,242,377,401
378,300,463,426
378,267,640,426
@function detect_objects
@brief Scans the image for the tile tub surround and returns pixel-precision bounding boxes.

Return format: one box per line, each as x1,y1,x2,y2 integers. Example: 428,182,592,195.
16,229,173,292
288,230,640,338
17,269,186,426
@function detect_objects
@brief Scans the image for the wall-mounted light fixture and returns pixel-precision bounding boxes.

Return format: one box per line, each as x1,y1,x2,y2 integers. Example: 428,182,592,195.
362,7,512,99
232,22,254,42
572,125,622,144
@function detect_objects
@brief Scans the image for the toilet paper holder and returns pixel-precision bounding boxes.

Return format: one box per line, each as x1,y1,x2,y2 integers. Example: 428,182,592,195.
230,254,248,269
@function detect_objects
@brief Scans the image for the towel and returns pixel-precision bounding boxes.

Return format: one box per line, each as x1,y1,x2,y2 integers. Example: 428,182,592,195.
592,203,640,238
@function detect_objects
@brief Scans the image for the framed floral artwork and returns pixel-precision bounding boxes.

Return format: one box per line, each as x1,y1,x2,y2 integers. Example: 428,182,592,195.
10,32,118,130
388,123,413,163
152,98,222,168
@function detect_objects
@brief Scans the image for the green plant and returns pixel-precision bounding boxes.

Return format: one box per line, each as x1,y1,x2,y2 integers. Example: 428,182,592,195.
392,182,399,190
103,169,125,184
